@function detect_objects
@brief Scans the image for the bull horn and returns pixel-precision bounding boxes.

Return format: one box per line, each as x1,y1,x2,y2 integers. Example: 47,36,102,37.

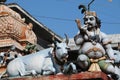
64,34,69,45
52,34,57,47
52,34,55,41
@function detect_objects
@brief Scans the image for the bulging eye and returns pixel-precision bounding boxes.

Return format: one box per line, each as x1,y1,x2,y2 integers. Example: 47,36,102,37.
84,18,88,21
90,17,94,21
57,47,61,49
66,47,70,50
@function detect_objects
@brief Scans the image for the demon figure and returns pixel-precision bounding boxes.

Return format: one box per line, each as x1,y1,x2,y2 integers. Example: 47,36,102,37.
74,4,120,80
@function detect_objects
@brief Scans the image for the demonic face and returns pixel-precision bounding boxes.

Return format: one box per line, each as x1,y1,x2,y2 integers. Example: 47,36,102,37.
84,15,96,28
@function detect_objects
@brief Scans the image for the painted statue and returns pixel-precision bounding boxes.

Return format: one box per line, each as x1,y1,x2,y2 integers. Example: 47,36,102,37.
0,37,77,78
74,4,120,80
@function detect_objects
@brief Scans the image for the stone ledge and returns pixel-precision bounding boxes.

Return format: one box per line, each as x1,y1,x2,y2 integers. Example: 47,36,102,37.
4,71,109,80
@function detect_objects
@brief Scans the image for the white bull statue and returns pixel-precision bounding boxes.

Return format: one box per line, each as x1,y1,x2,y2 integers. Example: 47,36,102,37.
0,40,77,78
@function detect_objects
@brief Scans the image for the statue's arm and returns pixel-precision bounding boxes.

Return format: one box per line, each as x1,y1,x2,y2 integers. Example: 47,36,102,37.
74,19,87,45
101,32,115,59
74,33,84,45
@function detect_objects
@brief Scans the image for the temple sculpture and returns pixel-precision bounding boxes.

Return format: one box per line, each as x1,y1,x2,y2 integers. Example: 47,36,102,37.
0,4,37,52
74,1,120,80
1,0,120,80
0,2,37,74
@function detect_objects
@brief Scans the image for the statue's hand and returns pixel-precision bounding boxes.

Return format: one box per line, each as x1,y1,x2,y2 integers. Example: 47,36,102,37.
75,19,81,24
79,27,87,35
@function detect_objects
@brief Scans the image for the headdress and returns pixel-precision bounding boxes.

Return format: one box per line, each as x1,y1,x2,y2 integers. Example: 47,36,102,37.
85,11,97,17
78,0,97,17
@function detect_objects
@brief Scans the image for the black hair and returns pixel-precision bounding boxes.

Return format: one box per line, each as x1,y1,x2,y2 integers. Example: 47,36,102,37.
95,16,101,28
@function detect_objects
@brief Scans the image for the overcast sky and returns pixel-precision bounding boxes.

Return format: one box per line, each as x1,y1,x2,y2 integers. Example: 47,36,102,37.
6,0,120,38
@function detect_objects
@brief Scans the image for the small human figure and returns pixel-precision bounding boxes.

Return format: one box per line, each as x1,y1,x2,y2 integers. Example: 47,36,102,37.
24,43,37,54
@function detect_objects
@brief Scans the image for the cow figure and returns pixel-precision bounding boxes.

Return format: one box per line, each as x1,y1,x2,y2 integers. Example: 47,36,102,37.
0,39,76,78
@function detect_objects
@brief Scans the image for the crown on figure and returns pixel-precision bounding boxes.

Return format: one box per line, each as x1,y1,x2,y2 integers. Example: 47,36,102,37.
85,11,97,17
78,0,97,17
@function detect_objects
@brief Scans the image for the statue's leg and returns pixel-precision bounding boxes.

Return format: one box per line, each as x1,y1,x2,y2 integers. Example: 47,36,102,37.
99,60,120,80
63,62,77,74
68,63,77,73
77,54,90,70
7,59,37,77
42,70,54,75
23,70,37,76
6,59,25,77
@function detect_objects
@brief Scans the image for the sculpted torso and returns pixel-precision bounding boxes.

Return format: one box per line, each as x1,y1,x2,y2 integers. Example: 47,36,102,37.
81,42,105,59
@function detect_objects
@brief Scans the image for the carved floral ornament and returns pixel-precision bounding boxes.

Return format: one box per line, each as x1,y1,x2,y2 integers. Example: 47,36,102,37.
0,5,37,44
